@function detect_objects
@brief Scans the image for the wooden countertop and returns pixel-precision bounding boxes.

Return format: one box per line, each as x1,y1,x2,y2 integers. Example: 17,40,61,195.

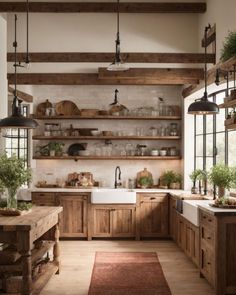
0,206,62,231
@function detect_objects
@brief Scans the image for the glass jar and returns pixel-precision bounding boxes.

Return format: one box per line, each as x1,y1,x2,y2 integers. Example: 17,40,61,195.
170,123,178,136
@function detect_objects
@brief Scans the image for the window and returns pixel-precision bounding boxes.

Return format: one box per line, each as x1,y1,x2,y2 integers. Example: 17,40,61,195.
194,88,235,170
5,105,29,168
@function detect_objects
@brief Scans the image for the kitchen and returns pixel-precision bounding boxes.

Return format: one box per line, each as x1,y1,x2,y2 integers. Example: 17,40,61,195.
0,0,236,294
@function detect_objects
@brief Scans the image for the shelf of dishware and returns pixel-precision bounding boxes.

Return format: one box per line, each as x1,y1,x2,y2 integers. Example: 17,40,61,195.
31,115,182,121
32,135,181,141
33,156,181,161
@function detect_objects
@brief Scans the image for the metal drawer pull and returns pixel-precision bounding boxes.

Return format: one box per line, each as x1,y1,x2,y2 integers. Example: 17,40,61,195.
150,197,156,200
207,237,211,240
208,219,212,222
207,262,211,265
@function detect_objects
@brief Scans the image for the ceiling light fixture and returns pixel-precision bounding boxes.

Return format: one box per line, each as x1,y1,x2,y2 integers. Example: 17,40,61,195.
107,0,129,71
188,25,219,115
0,15,38,130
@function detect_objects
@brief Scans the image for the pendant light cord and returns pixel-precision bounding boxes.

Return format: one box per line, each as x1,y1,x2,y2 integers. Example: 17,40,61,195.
26,0,30,64
115,0,121,62
12,14,18,115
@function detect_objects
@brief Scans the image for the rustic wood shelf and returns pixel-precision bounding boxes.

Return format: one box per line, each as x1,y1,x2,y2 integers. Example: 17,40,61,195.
31,115,182,121
225,123,236,130
32,135,181,141
219,99,236,109
33,156,181,160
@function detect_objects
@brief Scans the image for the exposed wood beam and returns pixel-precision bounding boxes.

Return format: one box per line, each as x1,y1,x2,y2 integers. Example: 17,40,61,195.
98,68,204,81
182,55,236,98
0,2,207,13
7,52,216,64
7,73,200,86
8,86,33,103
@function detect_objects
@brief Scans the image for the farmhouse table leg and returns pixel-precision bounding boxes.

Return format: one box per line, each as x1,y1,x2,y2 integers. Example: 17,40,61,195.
21,250,32,295
53,224,61,274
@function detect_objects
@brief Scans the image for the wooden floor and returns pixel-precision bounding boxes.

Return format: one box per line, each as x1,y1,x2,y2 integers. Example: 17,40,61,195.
41,240,215,295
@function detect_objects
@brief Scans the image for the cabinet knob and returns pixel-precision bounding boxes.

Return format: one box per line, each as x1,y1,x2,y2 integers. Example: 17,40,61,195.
207,237,211,240
207,262,211,265
208,219,212,222
150,197,156,200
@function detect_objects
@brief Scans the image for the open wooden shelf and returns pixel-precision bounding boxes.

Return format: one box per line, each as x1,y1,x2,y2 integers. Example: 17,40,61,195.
32,135,181,141
219,99,236,109
33,156,181,161
225,123,236,130
31,115,182,121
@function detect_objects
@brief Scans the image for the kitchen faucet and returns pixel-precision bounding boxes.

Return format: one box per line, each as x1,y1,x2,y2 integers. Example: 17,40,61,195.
114,166,122,188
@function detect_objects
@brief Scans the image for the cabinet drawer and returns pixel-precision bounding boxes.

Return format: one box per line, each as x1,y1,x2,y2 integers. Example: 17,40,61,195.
32,192,55,206
200,211,215,228
140,194,168,202
200,245,215,287
201,225,215,248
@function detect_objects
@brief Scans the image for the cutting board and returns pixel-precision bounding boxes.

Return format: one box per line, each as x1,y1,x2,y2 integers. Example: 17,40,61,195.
36,99,52,116
55,100,80,116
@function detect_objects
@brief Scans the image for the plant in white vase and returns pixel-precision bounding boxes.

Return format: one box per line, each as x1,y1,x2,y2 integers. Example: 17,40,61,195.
0,154,31,209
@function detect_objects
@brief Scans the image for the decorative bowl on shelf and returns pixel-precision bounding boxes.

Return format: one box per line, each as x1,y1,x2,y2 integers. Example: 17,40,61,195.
91,130,101,136
78,150,90,156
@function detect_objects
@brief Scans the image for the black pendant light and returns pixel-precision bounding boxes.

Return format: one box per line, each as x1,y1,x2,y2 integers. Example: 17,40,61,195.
188,25,219,115
107,0,129,71
0,15,38,130
25,0,30,67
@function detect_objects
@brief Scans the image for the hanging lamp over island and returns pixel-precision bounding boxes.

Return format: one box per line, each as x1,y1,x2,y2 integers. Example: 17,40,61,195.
107,0,129,71
188,25,219,115
0,15,38,130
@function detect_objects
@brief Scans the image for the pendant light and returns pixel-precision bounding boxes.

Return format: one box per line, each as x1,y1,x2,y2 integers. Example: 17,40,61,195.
0,15,38,130
107,0,129,71
188,25,219,115
25,0,30,67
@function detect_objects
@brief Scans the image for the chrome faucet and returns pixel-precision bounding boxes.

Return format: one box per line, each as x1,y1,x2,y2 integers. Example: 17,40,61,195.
114,166,121,189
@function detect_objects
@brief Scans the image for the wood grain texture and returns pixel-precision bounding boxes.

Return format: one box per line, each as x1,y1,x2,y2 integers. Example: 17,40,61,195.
7,52,215,64
182,55,236,98
8,86,33,103
99,67,204,81
0,2,206,13
8,73,200,86
31,115,182,120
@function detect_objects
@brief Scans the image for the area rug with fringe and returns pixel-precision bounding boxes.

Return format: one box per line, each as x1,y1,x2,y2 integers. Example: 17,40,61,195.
88,252,171,295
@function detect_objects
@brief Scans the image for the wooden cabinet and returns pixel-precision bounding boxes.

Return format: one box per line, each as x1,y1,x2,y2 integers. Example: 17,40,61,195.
137,193,169,238
199,210,216,288
169,196,178,242
92,205,136,238
58,194,88,238
32,192,56,206
176,212,199,267
32,192,90,239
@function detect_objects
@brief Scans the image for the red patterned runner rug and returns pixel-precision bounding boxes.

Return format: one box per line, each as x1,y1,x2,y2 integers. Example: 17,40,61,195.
88,252,171,295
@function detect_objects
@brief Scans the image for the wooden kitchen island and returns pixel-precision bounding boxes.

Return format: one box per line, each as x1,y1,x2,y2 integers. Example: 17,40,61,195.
0,206,62,295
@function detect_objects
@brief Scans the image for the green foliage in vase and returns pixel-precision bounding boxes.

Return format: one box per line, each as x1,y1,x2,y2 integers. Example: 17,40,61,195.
220,31,236,62
209,164,236,189
0,154,31,195
189,169,207,182
161,170,176,188
138,176,153,187
174,173,182,184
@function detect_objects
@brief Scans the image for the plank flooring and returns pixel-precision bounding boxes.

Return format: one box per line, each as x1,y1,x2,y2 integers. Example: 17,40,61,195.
41,240,215,295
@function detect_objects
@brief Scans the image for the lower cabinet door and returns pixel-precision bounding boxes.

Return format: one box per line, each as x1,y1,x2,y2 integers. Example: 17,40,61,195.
92,206,112,237
59,195,88,238
140,195,169,237
112,207,136,237
190,224,199,266
200,245,215,287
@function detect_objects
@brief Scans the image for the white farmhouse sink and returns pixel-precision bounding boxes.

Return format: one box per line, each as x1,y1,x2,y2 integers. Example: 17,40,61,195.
91,189,136,204
182,200,212,226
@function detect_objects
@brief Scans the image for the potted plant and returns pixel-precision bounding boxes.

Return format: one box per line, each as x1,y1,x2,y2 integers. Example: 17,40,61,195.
48,142,64,157
161,170,176,189
189,169,205,194
220,31,236,62
170,173,182,189
137,176,153,189
209,164,236,198
0,154,31,209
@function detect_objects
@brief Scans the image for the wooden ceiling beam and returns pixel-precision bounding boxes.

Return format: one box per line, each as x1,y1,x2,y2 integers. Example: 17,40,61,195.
7,52,215,64
8,86,33,103
7,73,200,86
98,67,204,81
182,55,236,98
0,2,206,13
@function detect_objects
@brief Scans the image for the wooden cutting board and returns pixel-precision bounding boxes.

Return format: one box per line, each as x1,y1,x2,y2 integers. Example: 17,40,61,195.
55,100,80,116
136,168,153,188
36,99,52,116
